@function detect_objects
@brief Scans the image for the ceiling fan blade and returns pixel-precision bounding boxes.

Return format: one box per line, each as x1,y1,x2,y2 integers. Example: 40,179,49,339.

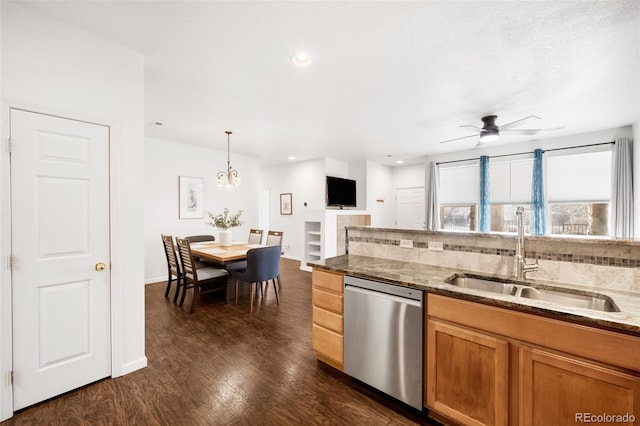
460,124,483,131
440,134,479,144
501,129,541,135
499,115,542,131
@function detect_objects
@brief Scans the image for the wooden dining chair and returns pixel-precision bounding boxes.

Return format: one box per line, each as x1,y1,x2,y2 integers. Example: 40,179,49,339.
248,229,264,244
176,237,229,314
161,234,182,302
265,230,283,246
230,245,281,313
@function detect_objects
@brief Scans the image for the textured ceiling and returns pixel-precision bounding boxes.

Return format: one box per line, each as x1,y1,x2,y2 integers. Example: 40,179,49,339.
13,1,640,166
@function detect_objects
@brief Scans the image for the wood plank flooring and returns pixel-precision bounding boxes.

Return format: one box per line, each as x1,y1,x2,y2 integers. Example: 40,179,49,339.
4,259,439,425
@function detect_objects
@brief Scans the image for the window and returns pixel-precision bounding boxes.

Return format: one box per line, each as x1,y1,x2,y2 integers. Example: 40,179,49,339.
488,156,533,233
438,161,478,231
436,145,613,236
547,149,612,236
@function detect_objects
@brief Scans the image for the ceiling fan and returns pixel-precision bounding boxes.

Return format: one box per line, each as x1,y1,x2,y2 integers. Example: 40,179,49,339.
440,115,544,145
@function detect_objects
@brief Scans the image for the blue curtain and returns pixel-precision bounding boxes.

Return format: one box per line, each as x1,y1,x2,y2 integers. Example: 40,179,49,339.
531,148,546,235
479,156,490,232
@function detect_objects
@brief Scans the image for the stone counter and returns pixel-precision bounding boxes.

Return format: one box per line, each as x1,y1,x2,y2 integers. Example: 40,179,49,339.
310,254,640,336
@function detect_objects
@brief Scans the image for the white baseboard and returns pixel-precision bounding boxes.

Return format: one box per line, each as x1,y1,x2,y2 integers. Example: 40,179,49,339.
115,356,148,377
282,254,301,262
145,276,165,285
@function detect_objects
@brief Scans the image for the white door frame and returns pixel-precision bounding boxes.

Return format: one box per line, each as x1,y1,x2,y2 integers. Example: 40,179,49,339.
0,102,128,420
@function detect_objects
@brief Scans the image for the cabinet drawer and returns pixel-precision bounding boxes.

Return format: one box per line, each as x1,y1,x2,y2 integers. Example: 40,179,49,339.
312,288,343,314
313,306,343,334
312,324,343,364
312,269,344,293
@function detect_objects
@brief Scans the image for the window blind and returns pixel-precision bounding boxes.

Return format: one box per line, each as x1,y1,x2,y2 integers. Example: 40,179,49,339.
489,158,533,204
547,150,612,202
438,161,479,205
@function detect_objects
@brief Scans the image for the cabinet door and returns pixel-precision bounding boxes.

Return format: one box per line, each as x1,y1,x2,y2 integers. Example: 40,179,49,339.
427,319,509,426
520,346,640,425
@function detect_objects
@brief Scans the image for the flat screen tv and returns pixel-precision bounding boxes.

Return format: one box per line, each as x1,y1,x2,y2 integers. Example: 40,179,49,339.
326,176,357,208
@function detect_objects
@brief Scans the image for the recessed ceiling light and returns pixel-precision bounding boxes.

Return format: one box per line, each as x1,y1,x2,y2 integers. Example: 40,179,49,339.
292,53,311,66
288,156,296,160
396,160,404,164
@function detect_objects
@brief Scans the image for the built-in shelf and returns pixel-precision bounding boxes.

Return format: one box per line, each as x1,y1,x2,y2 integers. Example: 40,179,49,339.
302,210,372,272
303,220,323,272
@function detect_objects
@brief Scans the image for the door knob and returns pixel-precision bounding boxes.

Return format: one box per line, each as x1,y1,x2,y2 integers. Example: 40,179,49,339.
95,262,106,271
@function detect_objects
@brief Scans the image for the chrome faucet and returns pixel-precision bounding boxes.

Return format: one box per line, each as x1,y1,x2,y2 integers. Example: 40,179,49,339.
515,206,539,279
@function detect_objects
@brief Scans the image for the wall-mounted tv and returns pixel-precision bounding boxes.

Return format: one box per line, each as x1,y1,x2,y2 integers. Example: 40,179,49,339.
326,176,357,208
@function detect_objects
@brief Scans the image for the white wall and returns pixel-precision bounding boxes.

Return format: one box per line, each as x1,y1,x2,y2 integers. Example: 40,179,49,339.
366,161,395,227
1,3,145,420
144,137,261,283
261,158,326,259
348,160,367,209
392,163,426,189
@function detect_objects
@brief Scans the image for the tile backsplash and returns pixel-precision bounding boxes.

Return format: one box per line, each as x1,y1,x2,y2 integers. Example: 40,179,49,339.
346,227,640,294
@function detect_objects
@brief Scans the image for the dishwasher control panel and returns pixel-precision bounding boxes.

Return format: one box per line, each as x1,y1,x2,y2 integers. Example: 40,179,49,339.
344,275,423,302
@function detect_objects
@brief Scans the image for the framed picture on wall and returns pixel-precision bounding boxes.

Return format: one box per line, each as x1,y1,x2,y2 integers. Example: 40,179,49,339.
280,193,292,215
179,176,204,219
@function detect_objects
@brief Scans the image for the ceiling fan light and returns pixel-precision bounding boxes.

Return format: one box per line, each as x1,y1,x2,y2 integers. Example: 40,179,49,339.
480,132,499,143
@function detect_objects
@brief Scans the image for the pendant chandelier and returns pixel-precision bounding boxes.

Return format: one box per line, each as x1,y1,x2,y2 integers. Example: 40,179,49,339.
216,130,240,187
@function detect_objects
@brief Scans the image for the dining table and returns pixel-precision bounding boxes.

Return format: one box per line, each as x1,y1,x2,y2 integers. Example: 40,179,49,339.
189,241,265,303
189,241,264,266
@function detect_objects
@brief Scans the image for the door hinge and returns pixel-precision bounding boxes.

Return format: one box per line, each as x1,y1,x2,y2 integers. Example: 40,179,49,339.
7,138,12,154
8,255,13,271
8,370,13,386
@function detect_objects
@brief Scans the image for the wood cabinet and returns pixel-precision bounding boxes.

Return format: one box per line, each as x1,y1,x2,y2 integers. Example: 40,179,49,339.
311,269,344,370
427,320,508,426
520,346,640,425
426,294,640,426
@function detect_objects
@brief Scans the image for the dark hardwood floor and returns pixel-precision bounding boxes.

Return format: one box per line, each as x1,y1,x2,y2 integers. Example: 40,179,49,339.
3,259,440,425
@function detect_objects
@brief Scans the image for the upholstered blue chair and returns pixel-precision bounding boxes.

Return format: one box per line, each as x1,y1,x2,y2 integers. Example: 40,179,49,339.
230,245,281,312
185,235,215,243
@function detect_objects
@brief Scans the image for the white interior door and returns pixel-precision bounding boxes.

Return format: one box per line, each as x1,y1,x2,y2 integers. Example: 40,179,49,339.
396,187,425,229
10,109,111,410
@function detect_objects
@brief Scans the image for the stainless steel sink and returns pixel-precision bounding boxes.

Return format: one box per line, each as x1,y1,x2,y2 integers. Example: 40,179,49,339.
445,274,518,296
445,273,621,313
519,287,620,312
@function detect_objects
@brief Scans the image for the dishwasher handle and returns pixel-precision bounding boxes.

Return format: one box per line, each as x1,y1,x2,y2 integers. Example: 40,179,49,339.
345,284,422,307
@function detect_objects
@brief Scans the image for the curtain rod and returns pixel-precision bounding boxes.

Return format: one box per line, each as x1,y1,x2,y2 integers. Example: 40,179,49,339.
435,141,615,166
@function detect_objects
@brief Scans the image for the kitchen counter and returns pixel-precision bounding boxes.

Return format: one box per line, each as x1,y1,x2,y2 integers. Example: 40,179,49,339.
309,254,640,336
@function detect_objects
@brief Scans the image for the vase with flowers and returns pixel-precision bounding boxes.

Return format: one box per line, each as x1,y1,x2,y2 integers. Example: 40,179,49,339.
205,208,243,246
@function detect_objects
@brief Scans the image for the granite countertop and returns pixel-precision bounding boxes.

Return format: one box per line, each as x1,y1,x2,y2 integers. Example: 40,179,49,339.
310,254,640,336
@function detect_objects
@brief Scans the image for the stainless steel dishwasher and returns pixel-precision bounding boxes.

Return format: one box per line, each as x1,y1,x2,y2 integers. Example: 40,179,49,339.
343,275,424,410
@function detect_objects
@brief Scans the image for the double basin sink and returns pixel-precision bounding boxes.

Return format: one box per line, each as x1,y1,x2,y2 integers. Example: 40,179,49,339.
445,273,620,312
